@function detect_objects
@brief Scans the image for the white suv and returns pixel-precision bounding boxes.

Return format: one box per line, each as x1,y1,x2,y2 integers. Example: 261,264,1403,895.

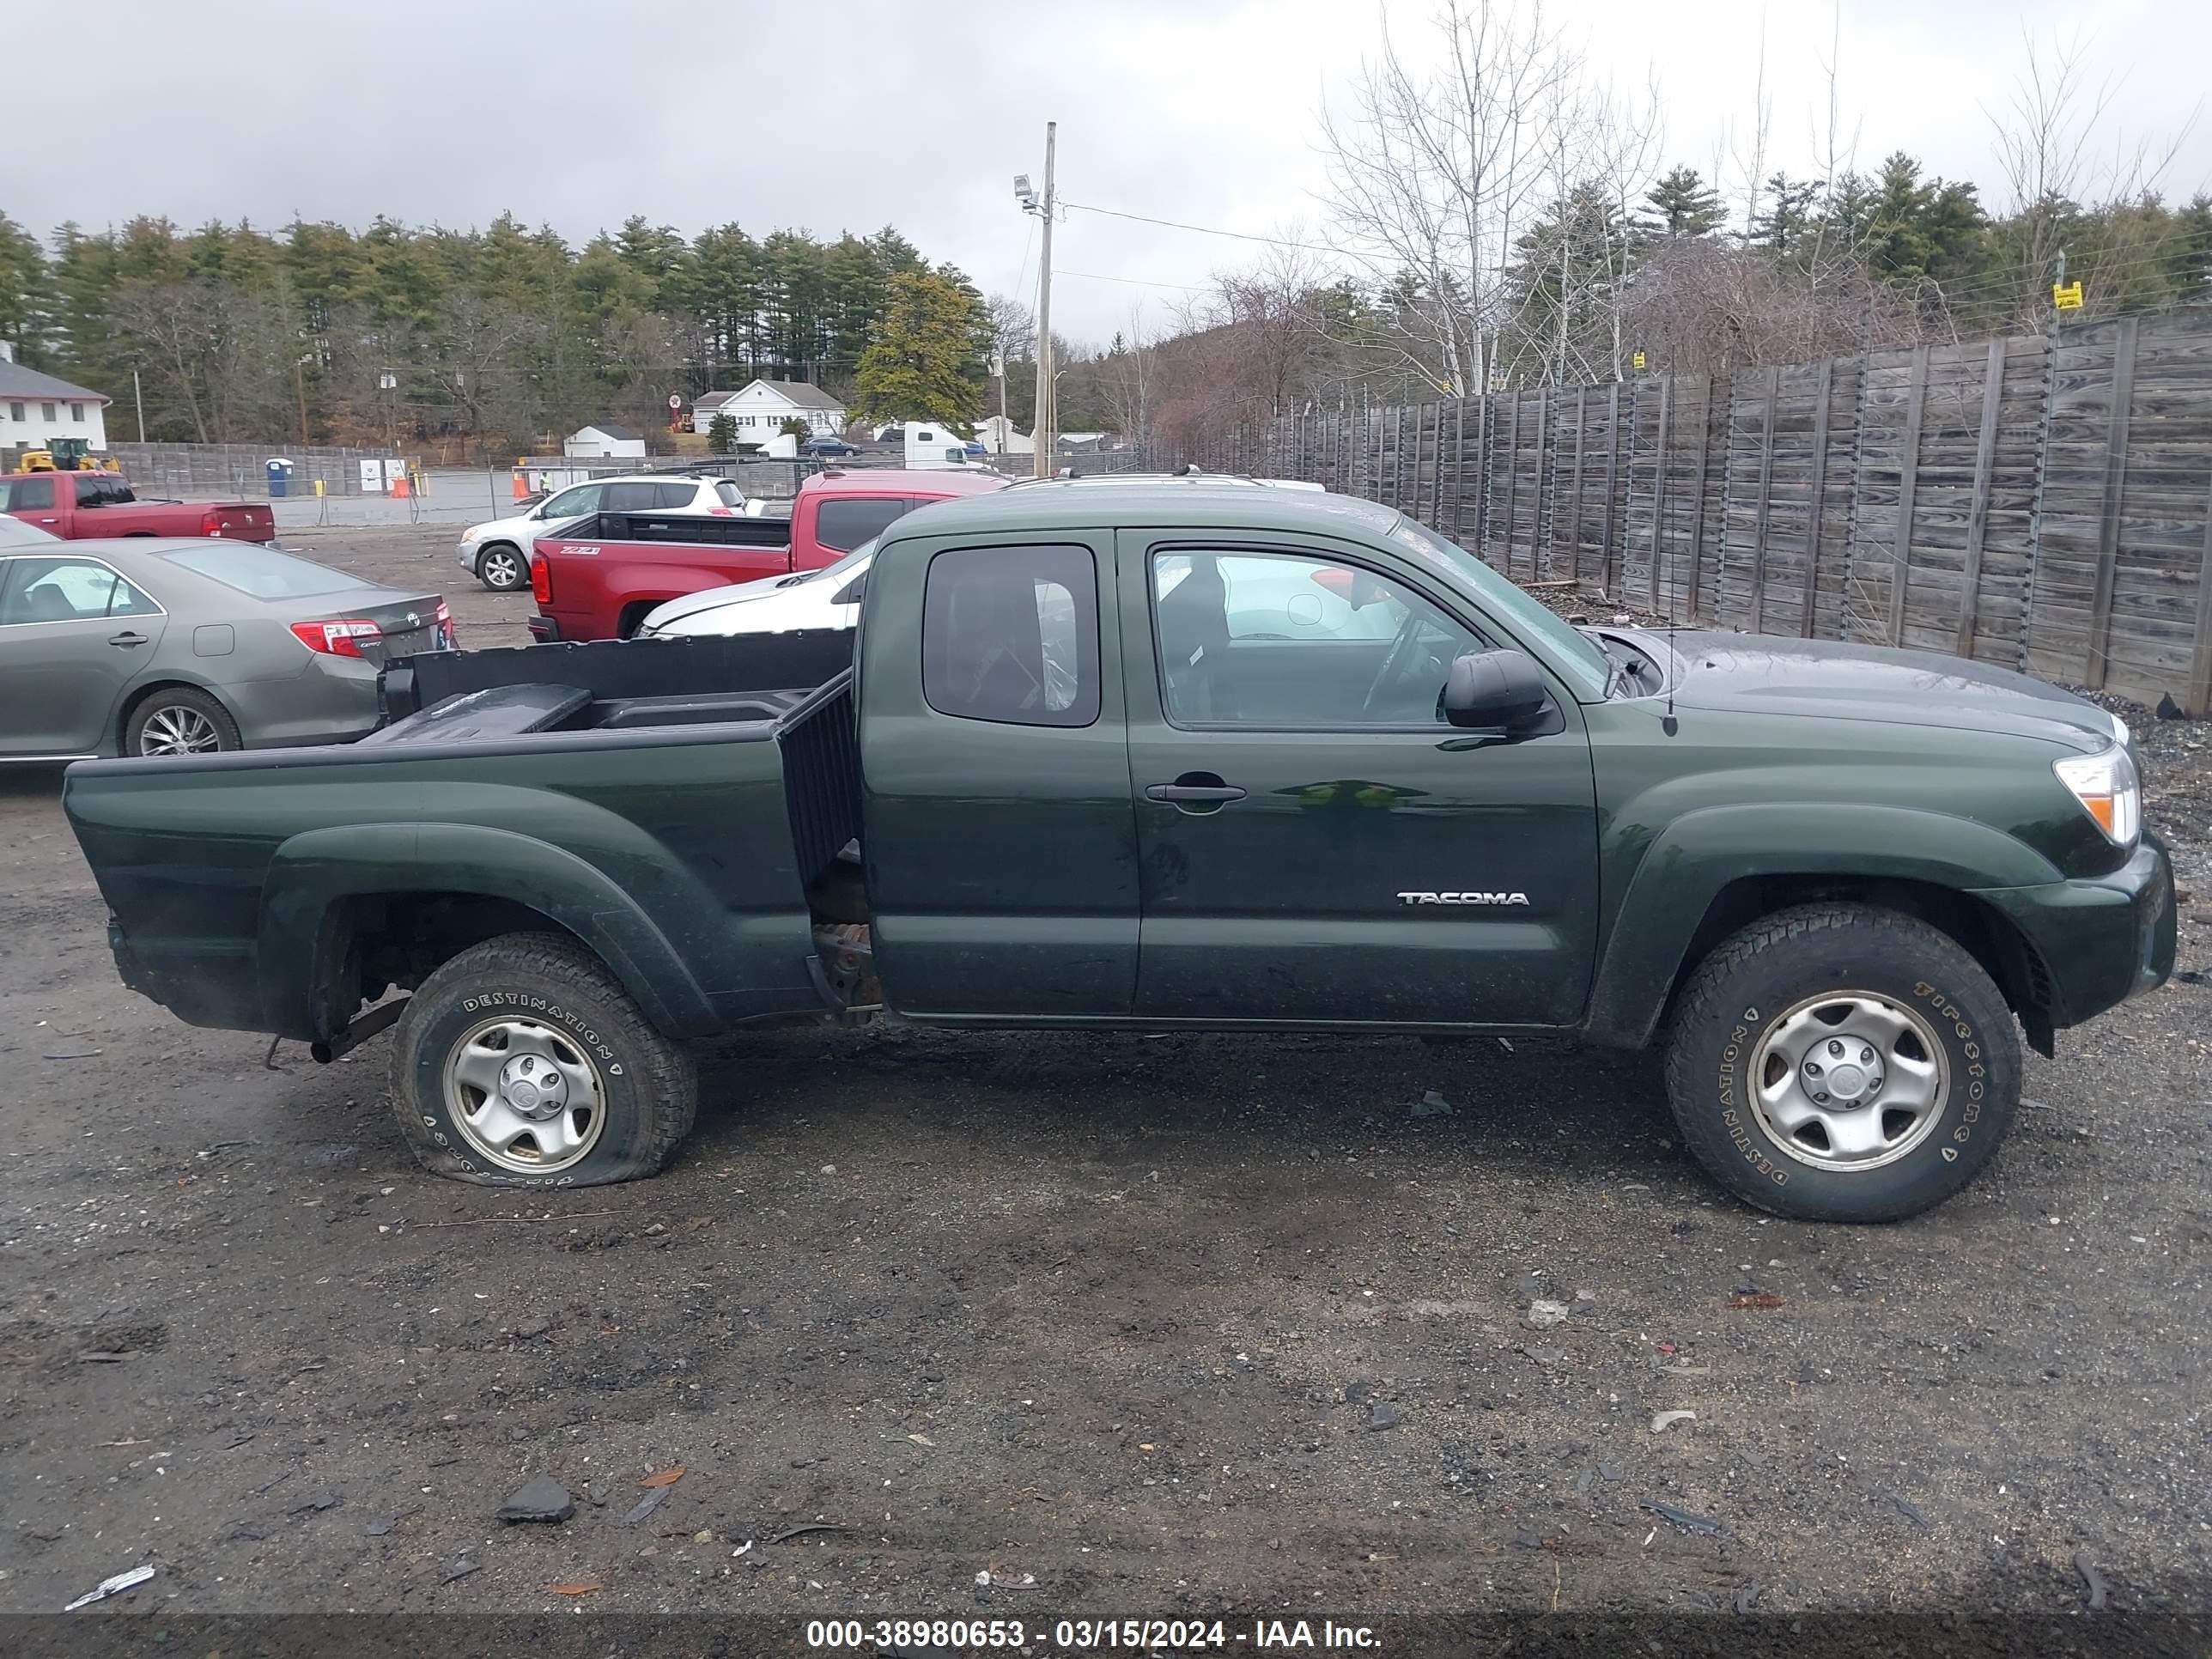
457,474,747,591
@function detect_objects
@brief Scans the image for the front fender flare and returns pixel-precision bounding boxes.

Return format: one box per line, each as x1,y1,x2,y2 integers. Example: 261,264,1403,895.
1583,803,2061,1048
257,821,720,1042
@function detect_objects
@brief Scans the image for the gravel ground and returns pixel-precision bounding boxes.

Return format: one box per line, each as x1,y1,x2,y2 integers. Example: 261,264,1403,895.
2,526,2206,1650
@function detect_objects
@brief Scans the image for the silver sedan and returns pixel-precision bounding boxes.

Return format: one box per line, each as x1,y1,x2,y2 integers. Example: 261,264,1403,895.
0,518,451,761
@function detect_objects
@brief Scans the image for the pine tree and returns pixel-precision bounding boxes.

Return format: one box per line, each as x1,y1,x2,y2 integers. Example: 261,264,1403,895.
1749,174,1825,256
852,268,993,429
0,210,49,363
1638,167,1727,240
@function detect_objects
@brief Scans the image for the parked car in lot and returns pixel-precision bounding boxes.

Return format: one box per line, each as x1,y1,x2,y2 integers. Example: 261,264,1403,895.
1,469,276,543
456,473,746,591
532,467,1007,641
636,473,1312,640
1,518,450,760
65,482,2172,1221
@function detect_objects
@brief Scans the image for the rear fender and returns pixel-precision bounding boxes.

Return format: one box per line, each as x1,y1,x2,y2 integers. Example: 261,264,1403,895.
258,821,720,1042
1584,803,2061,1048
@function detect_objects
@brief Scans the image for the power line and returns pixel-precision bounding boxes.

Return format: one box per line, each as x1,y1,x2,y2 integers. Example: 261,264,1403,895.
1054,268,1210,294
1058,201,1346,258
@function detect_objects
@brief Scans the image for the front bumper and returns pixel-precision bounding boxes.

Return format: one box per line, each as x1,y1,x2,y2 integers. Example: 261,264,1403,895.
457,541,481,574
1974,832,2177,1029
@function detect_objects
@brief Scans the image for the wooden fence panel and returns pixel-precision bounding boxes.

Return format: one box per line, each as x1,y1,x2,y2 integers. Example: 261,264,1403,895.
1196,308,2212,713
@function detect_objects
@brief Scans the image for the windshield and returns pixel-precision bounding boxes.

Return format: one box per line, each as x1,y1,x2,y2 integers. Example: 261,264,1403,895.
161,544,357,599
1389,518,1612,699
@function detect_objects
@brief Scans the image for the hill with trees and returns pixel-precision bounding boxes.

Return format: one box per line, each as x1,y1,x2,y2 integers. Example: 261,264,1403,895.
0,210,993,454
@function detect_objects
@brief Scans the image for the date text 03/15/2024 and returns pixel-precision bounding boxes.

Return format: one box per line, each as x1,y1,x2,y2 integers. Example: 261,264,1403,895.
803,1617,1382,1650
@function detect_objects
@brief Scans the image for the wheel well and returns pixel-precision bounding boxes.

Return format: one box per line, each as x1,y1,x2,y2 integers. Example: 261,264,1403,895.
1662,874,2057,1057
116,679,231,749
477,539,520,562
336,891,593,1014
616,600,659,639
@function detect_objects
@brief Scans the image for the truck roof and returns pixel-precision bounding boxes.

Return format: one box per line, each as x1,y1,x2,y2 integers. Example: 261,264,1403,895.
886,478,1404,540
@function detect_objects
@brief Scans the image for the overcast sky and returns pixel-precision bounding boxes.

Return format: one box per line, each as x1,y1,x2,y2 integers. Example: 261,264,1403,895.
13,0,2209,348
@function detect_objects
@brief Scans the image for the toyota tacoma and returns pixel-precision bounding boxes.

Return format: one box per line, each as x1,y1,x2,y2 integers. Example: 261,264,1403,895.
64,481,2174,1221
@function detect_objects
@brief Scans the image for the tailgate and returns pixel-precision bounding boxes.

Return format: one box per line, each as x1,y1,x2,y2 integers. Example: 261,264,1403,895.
207,502,277,542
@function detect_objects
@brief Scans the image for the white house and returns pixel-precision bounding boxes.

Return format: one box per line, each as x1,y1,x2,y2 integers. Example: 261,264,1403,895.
0,344,110,456
564,422,647,459
688,389,741,435
698,378,847,441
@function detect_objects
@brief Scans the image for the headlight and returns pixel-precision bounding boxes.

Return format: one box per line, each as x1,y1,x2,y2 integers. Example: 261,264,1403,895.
2054,744,2140,847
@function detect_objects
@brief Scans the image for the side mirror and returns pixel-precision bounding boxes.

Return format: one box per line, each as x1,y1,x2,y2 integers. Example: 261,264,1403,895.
1442,649,1553,732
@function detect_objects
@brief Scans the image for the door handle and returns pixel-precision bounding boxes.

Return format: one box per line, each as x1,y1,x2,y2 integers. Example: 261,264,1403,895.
108,631,149,647
1146,772,1247,805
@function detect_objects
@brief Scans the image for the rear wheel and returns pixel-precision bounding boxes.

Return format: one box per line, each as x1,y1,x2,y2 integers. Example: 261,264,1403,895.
1662,903,2020,1222
126,687,240,757
389,933,696,1188
476,543,526,590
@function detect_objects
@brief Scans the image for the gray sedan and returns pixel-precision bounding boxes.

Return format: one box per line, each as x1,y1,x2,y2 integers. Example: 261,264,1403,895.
0,519,451,761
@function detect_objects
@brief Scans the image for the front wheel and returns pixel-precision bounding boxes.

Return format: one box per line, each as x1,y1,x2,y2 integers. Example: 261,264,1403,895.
476,544,526,591
1663,904,2020,1222
388,933,697,1187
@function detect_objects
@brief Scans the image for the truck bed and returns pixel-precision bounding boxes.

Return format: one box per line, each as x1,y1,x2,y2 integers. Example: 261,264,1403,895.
65,633,865,1047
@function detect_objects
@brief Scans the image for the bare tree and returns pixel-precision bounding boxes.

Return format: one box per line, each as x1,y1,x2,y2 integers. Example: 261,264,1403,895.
1980,28,2201,331
1318,0,1589,395
1096,307,1156,455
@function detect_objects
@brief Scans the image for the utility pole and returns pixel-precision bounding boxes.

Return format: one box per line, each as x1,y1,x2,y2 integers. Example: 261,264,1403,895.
131,362,145,443
1033,120,1056,479
992,350,1008,453
295,356,310,447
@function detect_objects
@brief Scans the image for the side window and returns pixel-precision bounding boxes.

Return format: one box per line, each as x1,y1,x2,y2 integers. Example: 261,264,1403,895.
654,482,700,508
541,483,601,519
603,482,662,512
814,495,911,553
1151,550,1485,727
0,557,158,624
714,481,744,507
922,544,1098,728
7,477,55,511
75,475,110,507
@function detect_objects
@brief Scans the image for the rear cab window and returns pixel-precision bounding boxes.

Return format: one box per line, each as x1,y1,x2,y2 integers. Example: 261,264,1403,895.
921,544,1098,726
815,495,914,554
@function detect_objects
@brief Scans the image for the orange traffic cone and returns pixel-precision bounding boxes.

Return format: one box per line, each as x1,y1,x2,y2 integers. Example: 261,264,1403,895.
392,474,410,499
512,469,528,500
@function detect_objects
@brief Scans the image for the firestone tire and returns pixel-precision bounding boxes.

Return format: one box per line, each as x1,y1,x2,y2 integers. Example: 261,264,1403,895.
389,933,696,1188
1662,903,2021,1223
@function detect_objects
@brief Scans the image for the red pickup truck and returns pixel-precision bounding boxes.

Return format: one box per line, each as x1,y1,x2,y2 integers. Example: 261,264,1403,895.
0,470,276,542
526,467,1008,641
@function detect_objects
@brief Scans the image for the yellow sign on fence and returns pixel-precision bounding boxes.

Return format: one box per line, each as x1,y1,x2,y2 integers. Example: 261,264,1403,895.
1632,349,1647,370
2053,281,2084,311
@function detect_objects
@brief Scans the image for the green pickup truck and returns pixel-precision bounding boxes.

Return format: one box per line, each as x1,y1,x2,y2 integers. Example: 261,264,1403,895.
64,480,2175,1221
